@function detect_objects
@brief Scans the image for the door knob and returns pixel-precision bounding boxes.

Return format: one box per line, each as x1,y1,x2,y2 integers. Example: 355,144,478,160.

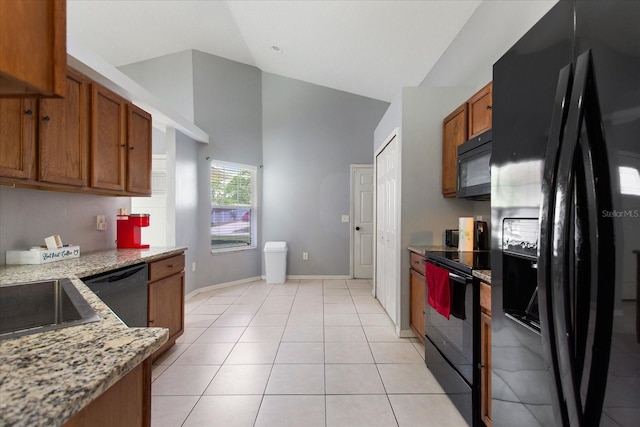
355,227,360,231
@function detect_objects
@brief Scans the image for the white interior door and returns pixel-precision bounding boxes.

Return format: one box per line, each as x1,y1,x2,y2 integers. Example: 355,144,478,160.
353,165,374,278
375,131,400,326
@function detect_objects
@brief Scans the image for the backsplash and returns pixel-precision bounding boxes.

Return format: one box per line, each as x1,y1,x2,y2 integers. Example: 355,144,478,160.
0,187,129,265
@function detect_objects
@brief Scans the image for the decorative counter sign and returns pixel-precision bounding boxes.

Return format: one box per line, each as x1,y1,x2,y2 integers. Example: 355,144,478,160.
6,246,81,265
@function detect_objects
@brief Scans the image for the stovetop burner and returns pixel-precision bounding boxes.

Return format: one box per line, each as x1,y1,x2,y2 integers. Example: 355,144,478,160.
425,250,491,275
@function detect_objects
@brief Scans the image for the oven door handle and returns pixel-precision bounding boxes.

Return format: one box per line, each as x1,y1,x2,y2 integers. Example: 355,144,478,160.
448,272,471,284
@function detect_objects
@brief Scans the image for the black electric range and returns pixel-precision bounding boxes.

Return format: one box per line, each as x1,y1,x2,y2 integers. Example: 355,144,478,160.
422,249,490,427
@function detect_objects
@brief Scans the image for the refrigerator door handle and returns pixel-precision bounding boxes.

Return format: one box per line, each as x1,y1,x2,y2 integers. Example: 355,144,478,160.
550,49,616,426
538,62,573,427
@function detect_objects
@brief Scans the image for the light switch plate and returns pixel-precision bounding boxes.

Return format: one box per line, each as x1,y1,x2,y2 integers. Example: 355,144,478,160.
341,215,349,223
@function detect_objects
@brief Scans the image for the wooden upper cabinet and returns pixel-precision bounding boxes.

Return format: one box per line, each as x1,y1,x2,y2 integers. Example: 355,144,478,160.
0,0,66,97
1,66,153,196
91,83,127,192
126,104,152,195
442,103,468,197
38,68,90,187
0,98,36,180
468,82,493,139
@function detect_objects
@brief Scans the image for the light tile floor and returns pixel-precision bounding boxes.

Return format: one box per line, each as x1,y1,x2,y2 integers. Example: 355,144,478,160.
151,279,468,427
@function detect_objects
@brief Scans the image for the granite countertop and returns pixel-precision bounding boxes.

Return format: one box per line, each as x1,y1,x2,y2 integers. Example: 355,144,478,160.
0,246,187,427
407,245,459,255
473,270,492,284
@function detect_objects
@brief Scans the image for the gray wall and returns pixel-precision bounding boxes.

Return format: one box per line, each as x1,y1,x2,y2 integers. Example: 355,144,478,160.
374,86,480,333
174,131,199,294
119,50,195,121
262,72,388,276
0,188,126,263
123,51,388,288
192,50,264,287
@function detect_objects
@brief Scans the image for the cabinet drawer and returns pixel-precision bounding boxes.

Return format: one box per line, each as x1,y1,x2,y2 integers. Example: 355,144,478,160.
480,281,491,314
149,253,185,282
410,252,425,276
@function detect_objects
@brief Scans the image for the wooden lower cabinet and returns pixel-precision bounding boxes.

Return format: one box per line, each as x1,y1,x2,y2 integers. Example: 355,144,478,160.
409,252,426,342
480,281,492,427
148,253,185,360
63,358,151,427
410,269,426,342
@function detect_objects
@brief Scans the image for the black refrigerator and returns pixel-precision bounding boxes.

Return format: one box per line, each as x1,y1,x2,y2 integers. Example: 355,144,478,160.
491,1,640,426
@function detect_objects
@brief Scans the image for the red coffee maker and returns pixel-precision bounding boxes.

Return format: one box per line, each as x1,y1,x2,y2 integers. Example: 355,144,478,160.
117,213,150,248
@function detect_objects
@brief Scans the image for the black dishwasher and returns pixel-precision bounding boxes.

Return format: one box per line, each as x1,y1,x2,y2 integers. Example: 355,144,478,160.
82,263,148,327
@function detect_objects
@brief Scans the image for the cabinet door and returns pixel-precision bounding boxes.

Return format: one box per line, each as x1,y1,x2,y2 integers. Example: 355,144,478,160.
0,0,66,96
63,359,150,427
38,69,89,187
442,103,468,197
149,272,184,346
0,98,36,180
468,82,493,139
410,268,426,341
126,104,152,195
91,83,126,192
480,310,492,427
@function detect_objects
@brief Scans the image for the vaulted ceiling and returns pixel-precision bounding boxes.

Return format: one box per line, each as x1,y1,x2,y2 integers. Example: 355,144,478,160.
67,1,556,102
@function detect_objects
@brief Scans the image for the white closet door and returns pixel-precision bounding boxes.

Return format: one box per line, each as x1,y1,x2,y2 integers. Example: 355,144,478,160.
375,131,400,326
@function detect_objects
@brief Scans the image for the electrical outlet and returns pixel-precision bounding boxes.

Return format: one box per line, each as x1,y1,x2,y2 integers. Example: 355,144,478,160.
192,262,196,272
341,215,349,223
303,252,309,260
96,215,107,231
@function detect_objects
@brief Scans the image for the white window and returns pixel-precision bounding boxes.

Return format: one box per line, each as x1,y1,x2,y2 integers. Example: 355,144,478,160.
210,160,257,253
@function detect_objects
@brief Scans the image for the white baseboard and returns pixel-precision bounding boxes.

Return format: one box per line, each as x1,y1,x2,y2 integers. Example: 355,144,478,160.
185,276,262,301
186,275,361,301
397,328,417,338
275,274,353,280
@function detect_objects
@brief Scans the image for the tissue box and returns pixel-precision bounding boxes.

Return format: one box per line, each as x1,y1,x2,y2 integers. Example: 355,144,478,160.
6,246,81,265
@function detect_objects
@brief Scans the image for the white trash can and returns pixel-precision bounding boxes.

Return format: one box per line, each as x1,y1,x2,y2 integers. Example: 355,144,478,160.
264,241,288,284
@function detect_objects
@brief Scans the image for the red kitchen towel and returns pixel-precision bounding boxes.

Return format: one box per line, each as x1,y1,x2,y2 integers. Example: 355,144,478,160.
426,262,451,320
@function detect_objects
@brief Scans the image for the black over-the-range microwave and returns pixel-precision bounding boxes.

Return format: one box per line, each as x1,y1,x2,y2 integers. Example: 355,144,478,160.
457,129,491,200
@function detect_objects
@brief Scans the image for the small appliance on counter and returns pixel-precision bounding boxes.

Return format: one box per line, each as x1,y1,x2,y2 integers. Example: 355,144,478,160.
445,229,459,248
116,213,150,249
458,217,474,251
473,220,488,250
446,220,488,250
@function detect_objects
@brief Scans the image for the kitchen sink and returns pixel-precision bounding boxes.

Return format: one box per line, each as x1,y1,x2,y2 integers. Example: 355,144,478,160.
0,278,100,340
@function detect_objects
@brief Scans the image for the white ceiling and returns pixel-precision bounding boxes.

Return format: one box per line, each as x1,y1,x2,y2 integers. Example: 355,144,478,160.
67,1,554,103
